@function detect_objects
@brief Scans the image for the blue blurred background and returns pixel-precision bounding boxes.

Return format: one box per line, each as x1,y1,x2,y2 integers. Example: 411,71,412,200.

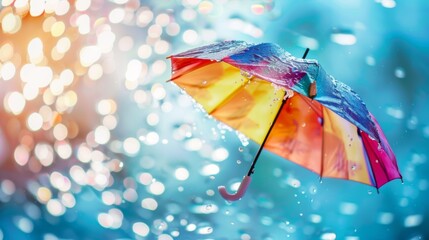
0,0,428,239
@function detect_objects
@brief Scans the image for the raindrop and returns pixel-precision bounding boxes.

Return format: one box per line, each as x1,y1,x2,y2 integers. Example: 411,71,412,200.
366,56,376,66
381,0,396,8
318,117,324,125
394,67,406,78
302,123,306,127
197,226,213,235
186,223,197,232
386,107,404,119
205,204,212,210
238,147,244,152
351,165,356,171
240,70,253,79
407,116,418,130
309,214,322,223
236,160,241,164
339,202,358,215
404,214,423,227
368,190,373,195
202,80,207,85
330,29,356,45
321,232,337,240
271,168,281,177
378,212,394,224
153,219,168,231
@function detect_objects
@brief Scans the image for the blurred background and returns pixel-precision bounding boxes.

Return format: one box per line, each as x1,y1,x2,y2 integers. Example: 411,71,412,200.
0,0,428,239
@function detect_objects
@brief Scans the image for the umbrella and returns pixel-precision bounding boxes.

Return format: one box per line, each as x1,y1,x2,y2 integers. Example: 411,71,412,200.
168,40,402,201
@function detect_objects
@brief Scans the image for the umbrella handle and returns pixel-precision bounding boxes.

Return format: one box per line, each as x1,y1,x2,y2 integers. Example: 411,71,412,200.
218,176,252,201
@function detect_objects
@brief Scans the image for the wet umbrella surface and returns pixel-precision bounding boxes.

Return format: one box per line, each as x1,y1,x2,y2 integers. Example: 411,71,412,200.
169,40,402,201
0,1,427,239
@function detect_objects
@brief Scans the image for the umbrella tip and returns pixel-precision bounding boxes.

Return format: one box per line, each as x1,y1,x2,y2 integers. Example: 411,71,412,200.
302,48,310,59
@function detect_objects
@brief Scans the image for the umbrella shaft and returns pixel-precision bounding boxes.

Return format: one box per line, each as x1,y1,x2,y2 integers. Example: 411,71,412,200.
247,96,288,176
246,48,310,177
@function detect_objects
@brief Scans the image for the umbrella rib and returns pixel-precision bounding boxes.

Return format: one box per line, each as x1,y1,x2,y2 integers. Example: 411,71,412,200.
320,109,325,180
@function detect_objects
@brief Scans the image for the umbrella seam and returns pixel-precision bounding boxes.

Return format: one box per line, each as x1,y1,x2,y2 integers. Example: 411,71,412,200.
320,105,325,180
208,77,251,116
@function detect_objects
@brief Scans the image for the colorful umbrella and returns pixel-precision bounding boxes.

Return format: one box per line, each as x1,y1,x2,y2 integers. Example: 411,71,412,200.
168,40,402,201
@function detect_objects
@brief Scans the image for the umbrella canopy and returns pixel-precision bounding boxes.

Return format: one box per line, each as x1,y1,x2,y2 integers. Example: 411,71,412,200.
169,40,402,200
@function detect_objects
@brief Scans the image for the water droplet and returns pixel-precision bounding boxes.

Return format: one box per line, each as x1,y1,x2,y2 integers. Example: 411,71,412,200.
318,117,324,125
368,190,373,195
240,70,253,79
153,219,168,231
209,176,215,180
404,214,423,227
205,204,212,210
351,165,356,170
375,159,379,164
366,56,376,66
236,160,241,164
302,123,306,127
225,210,230,215
202,80,207,85
330,29,357,45
394,67,406,78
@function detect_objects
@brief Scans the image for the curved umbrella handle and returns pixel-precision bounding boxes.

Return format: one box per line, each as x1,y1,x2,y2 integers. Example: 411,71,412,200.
218,176,252,201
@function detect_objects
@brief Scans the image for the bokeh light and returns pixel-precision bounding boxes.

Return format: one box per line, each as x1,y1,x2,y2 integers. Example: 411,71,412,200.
0,0,427,239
